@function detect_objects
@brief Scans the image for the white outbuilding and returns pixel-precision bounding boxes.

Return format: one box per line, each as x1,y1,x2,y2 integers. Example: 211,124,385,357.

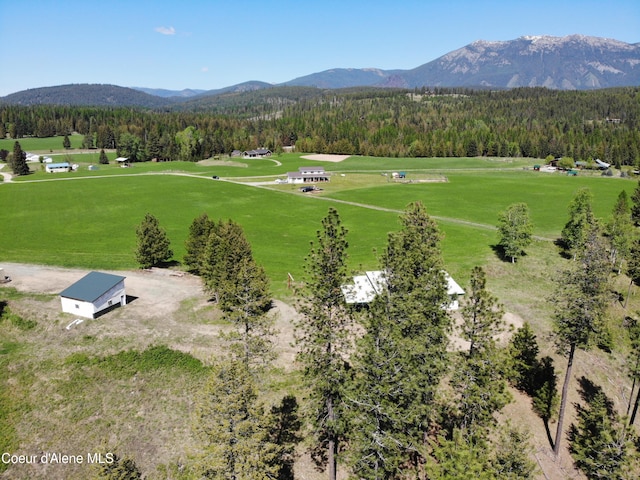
45,162,71,173
341,270,465,310
60,271,126,319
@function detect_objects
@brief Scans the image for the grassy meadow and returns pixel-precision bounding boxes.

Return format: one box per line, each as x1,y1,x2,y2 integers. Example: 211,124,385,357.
1,144,636,297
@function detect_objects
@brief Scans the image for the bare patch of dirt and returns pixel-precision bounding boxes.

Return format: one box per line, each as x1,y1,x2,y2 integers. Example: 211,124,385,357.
0,263,300,367
300,154,351,162
197,159,248,167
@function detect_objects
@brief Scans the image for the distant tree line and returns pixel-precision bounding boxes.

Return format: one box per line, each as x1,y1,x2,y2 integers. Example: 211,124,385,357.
1,86,639,165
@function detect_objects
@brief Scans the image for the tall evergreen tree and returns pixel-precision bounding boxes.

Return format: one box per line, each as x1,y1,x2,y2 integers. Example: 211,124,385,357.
184,213,216,274
531,356,559,425
561,187,595,260
630,180,640,226
192,360,281,479
448,266,510,434
626,318,640,425
625,236,640,309
197,218,273,367
497,202,533,263
219,254,274,369
508,322,540,393
569,382,636,480
201,220,254,299
552,226,610,457
606,190,635,273
348,202,451,477
460,266,505,356
98,148,109,165
294,208,352,480
10,141,29,176
63,134,71,149
134,213,173,268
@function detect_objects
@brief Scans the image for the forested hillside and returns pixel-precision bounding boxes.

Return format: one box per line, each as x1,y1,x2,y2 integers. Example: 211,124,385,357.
1,87,638,166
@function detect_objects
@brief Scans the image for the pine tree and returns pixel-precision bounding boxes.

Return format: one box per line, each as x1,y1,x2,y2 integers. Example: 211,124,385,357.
201,219,252,300
63,134,71,149
508,322,540,393
196,218,273,368
553,226,610,457
569,383,635,480
184,213,216,274
606,190,635,273
626,318,640,425
461,266,505,356
192,360,282,479
497,203,533,263
630,180,640,226
625,236,640,309
11,141,29,176
561,187,596,259
98,148,109,165
294,208,352,480
449,345,511,434
134,213,173,268
492,425,538,479
426,428,494,479
219,255,275,369
531,356,559,424
348,202,451,476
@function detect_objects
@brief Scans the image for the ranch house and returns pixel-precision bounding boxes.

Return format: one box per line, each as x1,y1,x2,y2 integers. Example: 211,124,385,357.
243,148,272,158
45,162,71,173
60,271,126,319
286,166,331,184
341,270,465,310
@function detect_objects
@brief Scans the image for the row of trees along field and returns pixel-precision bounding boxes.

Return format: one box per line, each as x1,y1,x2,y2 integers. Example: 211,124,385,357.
128,186,640,479
1,86,640,165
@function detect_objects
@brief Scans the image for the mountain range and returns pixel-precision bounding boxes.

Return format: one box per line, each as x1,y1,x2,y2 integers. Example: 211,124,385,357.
2,34,638,106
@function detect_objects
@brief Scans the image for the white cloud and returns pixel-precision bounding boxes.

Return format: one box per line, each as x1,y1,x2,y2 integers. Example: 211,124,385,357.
201,67,209,72
155,26,176,36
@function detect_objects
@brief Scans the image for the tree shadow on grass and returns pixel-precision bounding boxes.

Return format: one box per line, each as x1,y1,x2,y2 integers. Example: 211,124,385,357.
489,243,528,263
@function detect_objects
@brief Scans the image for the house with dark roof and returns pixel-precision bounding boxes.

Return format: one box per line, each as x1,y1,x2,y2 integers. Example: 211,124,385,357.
243,148,272,158
60,271,126,319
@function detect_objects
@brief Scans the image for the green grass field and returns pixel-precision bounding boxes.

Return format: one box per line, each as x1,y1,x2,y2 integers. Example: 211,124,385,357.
0,134,85,152
1,149,637,297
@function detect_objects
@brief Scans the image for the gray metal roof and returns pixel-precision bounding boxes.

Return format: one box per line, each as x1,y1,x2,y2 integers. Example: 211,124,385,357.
60,271,125,302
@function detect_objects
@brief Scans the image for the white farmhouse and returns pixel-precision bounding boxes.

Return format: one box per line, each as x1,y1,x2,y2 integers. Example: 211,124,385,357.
286,166,331,184
60,271,126,319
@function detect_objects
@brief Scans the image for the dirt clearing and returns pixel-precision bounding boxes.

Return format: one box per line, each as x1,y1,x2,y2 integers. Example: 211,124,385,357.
0,262,298,367
300,154,351,162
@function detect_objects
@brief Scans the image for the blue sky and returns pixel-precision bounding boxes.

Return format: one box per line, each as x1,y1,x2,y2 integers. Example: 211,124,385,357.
1,0,638,96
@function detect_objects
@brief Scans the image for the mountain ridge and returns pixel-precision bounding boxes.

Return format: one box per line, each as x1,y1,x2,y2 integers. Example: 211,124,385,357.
2,34,638,105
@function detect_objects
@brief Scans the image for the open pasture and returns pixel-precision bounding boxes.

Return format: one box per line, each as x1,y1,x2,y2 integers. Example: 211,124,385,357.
0,134,85,152
1,153,636,297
